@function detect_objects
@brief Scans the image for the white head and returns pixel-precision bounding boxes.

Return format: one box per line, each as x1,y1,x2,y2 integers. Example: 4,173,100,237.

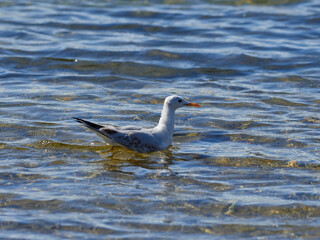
164,95,201,110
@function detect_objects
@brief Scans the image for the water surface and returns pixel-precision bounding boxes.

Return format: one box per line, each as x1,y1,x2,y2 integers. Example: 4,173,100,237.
1,0,320,239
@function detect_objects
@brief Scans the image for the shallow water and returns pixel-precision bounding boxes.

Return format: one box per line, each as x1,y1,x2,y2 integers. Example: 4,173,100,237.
1,0,320,239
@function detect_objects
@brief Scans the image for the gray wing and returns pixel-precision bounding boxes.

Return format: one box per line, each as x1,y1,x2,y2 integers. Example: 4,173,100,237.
117,125,144,131
109,130,161,153
74,118,159,152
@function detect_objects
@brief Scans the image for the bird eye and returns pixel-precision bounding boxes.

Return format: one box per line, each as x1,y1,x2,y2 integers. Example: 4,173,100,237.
178,99,182,103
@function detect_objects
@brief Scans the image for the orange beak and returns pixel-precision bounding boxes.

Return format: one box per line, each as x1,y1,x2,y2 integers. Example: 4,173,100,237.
186,102,201,107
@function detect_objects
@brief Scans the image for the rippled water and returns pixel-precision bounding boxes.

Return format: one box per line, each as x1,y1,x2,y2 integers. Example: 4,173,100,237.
1,0,320,239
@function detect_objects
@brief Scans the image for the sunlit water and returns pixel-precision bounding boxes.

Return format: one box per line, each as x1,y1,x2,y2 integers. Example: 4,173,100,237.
1,0,320,239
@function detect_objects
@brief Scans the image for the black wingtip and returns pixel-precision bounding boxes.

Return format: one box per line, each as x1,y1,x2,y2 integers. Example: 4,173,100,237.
72,117,83,123
73,117,103,130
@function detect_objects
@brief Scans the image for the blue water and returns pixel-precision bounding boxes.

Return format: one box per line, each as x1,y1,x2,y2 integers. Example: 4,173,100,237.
1,0,320,239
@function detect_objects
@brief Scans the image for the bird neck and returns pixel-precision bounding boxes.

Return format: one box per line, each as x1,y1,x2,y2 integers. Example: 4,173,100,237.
157,104,176,134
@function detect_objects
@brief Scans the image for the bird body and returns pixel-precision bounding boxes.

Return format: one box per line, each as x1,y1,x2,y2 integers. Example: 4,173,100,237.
74,95,201,153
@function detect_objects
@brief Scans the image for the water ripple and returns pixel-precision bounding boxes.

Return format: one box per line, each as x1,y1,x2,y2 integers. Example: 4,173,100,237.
1,0,320,239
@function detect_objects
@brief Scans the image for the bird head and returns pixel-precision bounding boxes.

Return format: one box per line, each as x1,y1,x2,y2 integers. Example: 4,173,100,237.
164,95,201,110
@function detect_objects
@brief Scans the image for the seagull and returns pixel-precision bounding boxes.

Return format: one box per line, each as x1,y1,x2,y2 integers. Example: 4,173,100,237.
74,95,201,153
